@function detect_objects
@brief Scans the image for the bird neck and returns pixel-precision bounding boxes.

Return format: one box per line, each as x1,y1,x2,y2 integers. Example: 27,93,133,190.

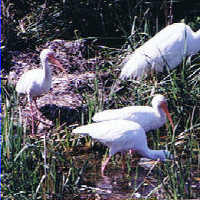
41,59,51,79
154,105,166,119
139,149,166,161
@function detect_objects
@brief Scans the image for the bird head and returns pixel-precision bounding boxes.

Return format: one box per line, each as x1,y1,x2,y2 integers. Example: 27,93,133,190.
152,94,174,130
151,94,166,107
40,49,65,72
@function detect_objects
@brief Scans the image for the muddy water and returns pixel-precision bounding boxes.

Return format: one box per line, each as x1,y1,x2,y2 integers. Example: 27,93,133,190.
71,151,163,199
81,169,158,199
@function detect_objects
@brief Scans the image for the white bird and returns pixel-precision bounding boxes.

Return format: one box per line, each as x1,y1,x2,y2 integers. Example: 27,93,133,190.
93,94,174,132
16,49,65,135
73,120,172,176
120,23,200,80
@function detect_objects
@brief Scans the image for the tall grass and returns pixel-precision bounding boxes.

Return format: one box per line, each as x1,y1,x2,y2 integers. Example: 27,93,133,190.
1,21,200,199
1,82,87,199
76,46,199,199
117,50,200,199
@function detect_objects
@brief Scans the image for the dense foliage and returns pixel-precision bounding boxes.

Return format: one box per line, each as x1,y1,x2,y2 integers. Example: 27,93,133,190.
2,0,200,49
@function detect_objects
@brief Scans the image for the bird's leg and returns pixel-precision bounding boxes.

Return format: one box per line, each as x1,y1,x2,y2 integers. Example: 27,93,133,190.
129,149,134,155
31,98,42,130
33,97,44,119
101,155,111,177
122,152,126,170
30,101,35,135
33,98,40,114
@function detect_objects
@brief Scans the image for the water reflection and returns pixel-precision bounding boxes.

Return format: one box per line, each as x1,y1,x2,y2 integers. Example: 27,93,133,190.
79,157,161,199
72,146,164,199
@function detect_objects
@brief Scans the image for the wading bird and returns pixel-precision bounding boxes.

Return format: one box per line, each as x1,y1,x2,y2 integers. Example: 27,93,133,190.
93,94,174,132
120,23,200,80
16,49,65,135
73,120,172,176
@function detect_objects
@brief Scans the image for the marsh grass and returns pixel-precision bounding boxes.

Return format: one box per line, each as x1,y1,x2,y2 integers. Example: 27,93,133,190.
84,41,200,199
1,83,87,199
1,24,200,199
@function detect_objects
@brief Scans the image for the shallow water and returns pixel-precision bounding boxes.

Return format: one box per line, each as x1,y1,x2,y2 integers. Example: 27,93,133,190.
69,150,164,199
81,168,158,199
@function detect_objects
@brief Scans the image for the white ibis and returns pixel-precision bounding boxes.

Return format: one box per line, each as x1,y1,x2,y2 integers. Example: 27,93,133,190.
16,49,65,135
73,120,172,176
120,23,200,80
93,94,174,132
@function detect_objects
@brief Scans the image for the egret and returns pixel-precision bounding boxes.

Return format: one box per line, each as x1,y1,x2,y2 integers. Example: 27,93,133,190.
120,23,200,80
93,94,174,132
73,120,172,176
16,49,65,135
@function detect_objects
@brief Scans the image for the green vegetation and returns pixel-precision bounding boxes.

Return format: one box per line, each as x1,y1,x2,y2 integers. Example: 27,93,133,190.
1,1,200,199
2,51,200,199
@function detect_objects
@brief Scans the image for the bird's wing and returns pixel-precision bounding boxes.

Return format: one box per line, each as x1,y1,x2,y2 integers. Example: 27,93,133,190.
92,106,153,122
16,68,51,98
120,23,188,80
16,69,44,94
92,108,129,122
72,120,142,144
73,120,150,157
120,52,150,80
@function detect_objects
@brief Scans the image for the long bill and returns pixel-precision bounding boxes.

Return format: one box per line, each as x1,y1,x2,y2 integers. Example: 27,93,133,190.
161,102,174,130
48,54,65,72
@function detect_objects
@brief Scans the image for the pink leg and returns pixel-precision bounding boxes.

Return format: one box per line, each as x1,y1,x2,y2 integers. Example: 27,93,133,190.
122,152,127,170
129,149,134,155
33,98,46,121
101,156,111,177
33,98,40,113
30,101,35,135
32,97,51,135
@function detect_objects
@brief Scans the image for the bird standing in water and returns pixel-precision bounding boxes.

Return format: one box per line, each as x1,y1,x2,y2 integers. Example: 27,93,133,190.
16,49,65,135
73,120,172,176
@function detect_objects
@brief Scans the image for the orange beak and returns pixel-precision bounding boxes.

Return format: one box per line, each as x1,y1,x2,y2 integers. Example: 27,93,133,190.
161,102,174,130
48,54,65,72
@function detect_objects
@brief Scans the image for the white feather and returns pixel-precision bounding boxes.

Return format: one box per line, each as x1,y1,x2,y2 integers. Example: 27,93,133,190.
120,23,200,80
92,94,173,132
16,68,51,100
16,49,64,102
73,120,171,160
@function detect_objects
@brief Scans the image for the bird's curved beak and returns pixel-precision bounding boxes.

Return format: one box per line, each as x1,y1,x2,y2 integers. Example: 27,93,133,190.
48,54,65,72
161,102,174,130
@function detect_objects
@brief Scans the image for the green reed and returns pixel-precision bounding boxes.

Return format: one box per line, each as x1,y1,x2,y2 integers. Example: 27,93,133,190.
1,82,86,199
1,27,200,200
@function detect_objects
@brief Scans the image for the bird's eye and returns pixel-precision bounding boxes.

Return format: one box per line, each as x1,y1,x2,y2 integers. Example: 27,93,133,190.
48,53,55,59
